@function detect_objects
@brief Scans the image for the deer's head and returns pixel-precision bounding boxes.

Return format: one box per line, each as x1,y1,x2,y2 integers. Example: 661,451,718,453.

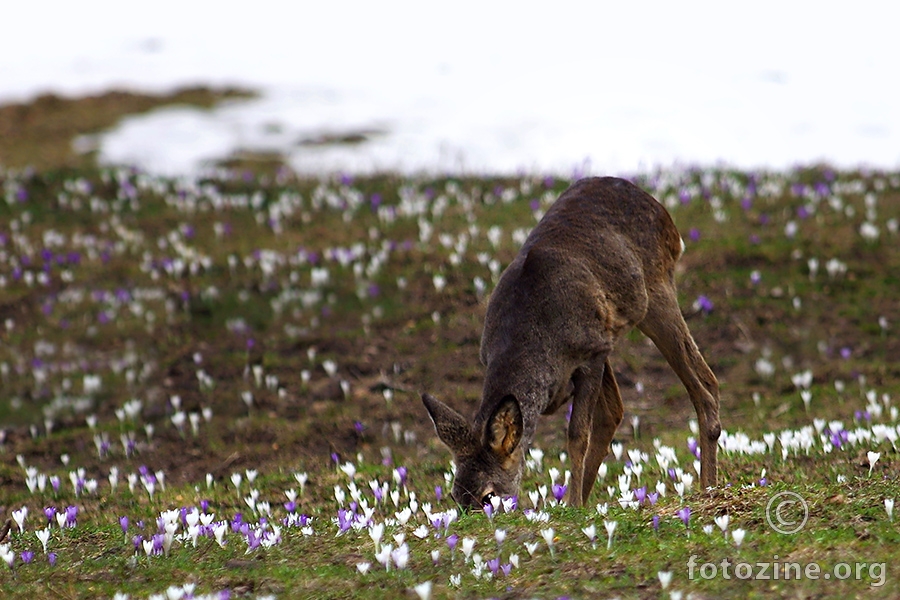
421,393,525,509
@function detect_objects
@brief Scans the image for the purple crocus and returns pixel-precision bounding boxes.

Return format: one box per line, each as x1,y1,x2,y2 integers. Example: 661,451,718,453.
634,486,647,504
231,513,244,533
65,505,78,527
152,533,165,555
119,516,129,534
677,506,691,528
695,295,714,314
337,509,353,533
430,516,444,533
395,466,408,487
20,551,34,564
487,557,500,575
687,438,701,458
551,484,567,502
245,530,261,551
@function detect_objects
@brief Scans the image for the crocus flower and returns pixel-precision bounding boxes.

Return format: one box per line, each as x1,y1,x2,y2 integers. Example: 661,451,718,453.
12,507,27,533
582,523,597,547
391,544,409,569
36,528,51,553
446,533,459,556
605,520,617,550
541,528,555,557
65,506,78,527
868,451,881,476
461,537,476,561
714,514,729,533
658,571,673,589
693,295,714,314
413,581,431,600
551,483,567,503
487,557,500,575
634,486,647,504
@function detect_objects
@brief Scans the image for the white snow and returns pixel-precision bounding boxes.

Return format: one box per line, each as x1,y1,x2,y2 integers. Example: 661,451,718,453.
2,0,898,176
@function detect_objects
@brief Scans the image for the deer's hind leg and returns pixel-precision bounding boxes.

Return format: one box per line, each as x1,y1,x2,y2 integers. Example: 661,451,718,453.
637,287,721,490
580,358,623,505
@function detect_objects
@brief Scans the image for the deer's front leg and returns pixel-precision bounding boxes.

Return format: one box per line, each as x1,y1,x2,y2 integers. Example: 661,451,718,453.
580,359,623,505
565,357,607,507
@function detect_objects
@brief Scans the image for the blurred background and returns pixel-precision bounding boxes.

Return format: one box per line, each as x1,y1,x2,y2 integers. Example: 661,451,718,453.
2,0,898,176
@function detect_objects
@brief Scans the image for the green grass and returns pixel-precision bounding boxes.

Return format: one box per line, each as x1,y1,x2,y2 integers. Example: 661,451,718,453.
0,165,898,599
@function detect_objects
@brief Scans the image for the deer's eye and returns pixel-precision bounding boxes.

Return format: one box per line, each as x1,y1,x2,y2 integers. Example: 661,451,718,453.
481,492,496,507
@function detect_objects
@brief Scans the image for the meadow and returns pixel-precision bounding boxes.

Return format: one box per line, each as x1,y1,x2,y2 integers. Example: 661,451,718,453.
0,163,898,599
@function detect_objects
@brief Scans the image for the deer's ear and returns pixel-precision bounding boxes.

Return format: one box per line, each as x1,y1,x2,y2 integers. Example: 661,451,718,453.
422,393,471,455
485,395,523,460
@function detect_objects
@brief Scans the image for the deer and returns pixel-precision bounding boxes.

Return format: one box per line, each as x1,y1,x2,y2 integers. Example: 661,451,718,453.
422,176,721,509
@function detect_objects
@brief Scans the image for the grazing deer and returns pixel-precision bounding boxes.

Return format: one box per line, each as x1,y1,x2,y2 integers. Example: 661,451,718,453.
422,176,720,509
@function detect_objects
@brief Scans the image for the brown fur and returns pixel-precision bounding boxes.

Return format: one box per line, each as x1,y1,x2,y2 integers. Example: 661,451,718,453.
423,177,721,508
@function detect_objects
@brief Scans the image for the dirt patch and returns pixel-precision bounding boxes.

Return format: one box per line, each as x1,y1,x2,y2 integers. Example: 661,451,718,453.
0,86,254,172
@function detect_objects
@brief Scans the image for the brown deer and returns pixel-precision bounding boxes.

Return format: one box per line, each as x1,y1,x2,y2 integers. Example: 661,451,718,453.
422,176,720,509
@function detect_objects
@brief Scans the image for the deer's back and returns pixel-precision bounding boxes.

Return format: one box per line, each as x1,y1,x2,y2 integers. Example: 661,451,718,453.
523,177,682,272
481,177,681,374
